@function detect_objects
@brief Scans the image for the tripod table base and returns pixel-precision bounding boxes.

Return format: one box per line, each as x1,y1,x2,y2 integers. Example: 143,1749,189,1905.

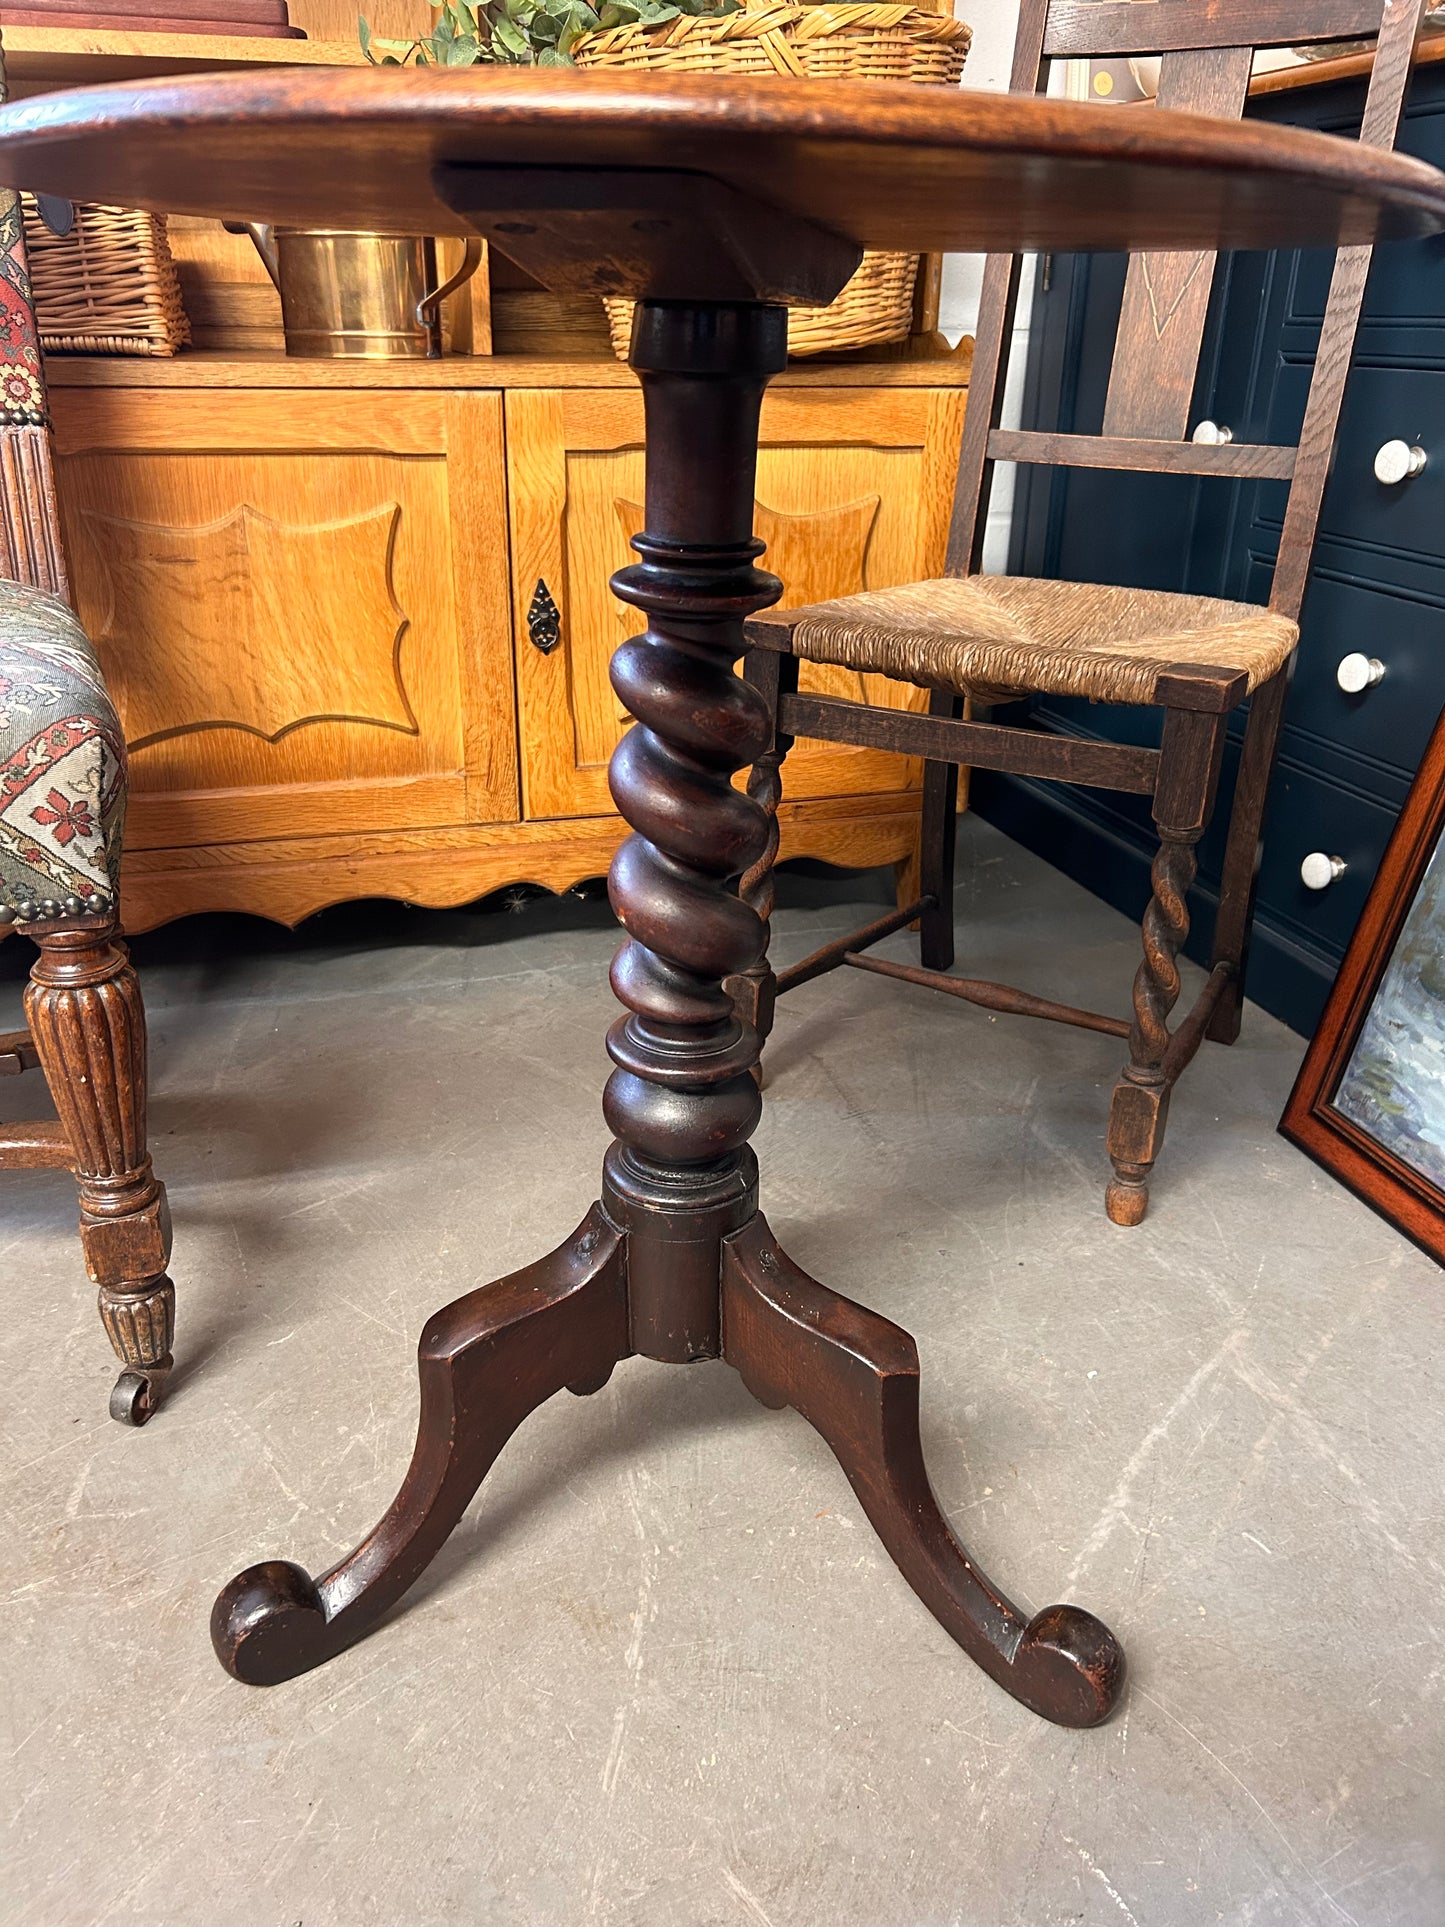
212,1203,1124,1730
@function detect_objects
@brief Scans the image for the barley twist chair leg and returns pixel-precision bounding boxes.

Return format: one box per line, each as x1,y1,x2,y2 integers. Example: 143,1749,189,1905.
26,926,174,1425
1105,831,1199,1227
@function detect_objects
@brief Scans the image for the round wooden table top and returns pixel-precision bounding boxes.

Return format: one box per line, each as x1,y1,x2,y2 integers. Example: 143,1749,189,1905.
1,66,1444,259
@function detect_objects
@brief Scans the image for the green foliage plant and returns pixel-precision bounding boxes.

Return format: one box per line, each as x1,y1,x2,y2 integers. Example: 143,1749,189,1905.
360,0,741,70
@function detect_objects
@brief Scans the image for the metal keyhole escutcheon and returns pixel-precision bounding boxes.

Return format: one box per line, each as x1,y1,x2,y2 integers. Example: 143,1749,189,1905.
528,578,562,654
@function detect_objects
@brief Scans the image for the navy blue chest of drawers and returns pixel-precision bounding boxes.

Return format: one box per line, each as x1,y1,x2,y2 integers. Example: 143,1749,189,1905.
988,60,1445,1037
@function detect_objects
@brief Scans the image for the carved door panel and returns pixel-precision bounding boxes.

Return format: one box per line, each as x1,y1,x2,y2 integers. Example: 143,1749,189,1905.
507,385,965,820
51,388,517,852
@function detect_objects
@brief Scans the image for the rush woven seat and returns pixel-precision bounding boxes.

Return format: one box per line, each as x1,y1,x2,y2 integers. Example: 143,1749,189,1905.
733,0,1432,1230
756,576,1301,707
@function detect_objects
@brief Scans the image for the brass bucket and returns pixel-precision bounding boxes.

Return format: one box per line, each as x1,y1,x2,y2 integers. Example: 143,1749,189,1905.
236,226,483,358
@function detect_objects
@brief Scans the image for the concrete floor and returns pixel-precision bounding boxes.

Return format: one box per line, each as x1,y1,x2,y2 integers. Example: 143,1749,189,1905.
2,818,1442,1927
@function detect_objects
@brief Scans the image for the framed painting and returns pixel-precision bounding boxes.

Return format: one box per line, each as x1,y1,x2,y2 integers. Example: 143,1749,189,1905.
1282,704,1445,1266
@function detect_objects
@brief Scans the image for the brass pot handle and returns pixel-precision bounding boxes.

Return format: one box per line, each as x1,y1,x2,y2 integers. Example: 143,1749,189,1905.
416,237,485,357
223,220,281,289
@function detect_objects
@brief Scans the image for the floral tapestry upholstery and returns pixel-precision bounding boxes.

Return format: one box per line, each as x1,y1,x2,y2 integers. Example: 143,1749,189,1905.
0,582,124,927
0,85,119,932
0,185,46,429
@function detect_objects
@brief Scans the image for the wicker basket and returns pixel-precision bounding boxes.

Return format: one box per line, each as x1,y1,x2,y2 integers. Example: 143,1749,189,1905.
22,200,190,357
574,1,971,359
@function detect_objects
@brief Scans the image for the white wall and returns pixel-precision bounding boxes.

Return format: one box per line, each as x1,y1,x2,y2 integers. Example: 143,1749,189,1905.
938,0,1027,571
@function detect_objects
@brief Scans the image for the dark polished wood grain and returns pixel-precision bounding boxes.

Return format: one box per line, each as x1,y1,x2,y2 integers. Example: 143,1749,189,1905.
204,296,1126,1728
722,1216,1123,1727
438,162,862,306
214,1208,631,1685
0,66,1443,274
0,1117,69,1163
23,41,1443,1723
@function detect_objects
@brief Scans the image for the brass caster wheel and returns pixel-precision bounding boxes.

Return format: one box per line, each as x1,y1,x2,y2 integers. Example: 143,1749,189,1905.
110,1369,159,1426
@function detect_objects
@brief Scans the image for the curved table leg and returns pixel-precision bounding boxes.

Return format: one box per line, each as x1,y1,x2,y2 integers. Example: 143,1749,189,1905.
721,1215,1124,1728
212,1206,631,1686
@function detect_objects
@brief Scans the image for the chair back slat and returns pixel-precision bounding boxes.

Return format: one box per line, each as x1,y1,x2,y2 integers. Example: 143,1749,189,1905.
944,0,1051,573
948,0,1431,620
1043,0,1384,59
1100,46,1254,439
990,428,1297,477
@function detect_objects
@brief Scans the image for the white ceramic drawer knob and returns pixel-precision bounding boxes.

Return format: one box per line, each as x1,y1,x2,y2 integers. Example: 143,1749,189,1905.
1373,439,1427,485
1191,420,1233,445
1301,852,1347,890
1336,653,1386,693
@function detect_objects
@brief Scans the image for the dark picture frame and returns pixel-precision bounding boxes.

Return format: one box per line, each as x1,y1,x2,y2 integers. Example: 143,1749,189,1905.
1282,704,1445,1266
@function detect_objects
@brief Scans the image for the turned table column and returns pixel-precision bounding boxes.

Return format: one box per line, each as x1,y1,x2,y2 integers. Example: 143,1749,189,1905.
211,292,1123,1725
16,58,1440,1731
599,299,786,1359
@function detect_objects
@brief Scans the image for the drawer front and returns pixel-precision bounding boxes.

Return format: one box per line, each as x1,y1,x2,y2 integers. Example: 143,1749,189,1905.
1288,559,1445,782
1260,359,1445,563
1258,758,1401,958
1263,358,1445,562
1349,232,1445,336
1284,233,1445,341
1323,363,1445,559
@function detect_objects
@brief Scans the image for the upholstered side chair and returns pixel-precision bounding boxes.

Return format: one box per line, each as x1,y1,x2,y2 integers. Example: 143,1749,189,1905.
0,64,175,1424
738,0,1427,1227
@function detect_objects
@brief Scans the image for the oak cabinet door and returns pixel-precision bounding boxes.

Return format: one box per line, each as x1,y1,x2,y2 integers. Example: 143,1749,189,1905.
507,385,965,821
51,388,517,852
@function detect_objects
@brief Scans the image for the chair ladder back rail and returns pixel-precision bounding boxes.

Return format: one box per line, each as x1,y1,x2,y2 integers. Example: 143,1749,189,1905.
1043,0,1387,59
0,33,67,602
986,429,1297,478
1271,0,1430,616
1100,46,1254,441
943,0,1052,577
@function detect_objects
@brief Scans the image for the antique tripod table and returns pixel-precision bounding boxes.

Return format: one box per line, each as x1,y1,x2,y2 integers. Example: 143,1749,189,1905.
4,65,1443,1726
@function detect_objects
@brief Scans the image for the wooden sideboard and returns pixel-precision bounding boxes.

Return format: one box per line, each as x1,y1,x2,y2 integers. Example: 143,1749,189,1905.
46,352,968,931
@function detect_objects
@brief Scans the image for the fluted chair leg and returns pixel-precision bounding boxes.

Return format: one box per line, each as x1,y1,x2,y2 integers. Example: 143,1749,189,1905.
26,925,174,1424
